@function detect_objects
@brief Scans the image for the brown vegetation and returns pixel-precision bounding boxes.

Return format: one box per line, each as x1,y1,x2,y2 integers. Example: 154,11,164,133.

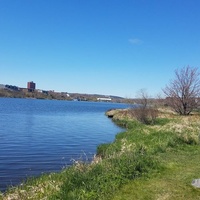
163,66,200,115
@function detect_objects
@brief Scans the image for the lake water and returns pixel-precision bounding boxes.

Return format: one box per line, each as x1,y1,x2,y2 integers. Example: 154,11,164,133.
0,98,128,191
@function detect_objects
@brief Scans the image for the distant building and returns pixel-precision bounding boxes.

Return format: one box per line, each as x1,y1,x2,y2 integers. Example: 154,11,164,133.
97,97,112,102
27,81,36,92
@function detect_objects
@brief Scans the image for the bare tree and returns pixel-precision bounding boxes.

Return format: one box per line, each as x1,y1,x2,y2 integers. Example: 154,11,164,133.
135,89,149,108
163,66,200,115
131,89,158,124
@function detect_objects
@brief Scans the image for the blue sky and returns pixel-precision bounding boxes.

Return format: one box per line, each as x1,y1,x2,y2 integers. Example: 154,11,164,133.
0,0,200,98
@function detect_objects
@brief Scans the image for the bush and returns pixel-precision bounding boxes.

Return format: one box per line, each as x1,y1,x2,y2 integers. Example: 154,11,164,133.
130,107,158,125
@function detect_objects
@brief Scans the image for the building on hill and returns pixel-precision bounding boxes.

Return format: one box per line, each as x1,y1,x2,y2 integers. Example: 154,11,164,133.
97,97,112,102
27,81,36,92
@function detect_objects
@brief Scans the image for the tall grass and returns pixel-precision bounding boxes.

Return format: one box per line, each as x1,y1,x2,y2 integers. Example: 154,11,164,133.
50,150,159,200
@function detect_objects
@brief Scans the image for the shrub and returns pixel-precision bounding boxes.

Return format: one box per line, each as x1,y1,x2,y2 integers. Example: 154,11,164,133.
130,107,158,125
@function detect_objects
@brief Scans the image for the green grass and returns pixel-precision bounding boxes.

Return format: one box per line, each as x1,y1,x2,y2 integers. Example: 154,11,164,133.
0,171,67,200
1,112,200,200
112,145,200,200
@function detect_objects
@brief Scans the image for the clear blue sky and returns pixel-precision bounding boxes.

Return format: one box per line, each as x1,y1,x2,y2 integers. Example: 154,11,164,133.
1,0,200,98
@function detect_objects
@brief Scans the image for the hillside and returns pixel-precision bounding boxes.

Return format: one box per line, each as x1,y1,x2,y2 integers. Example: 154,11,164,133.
0,86,124,103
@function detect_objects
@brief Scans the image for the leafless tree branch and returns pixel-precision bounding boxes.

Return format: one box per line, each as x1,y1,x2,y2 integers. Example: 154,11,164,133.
163,66,200,115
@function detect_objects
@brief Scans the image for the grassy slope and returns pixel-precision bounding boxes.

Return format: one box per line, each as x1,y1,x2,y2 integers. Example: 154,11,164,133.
112,145,200,200
111,110,200,200
1,109,200,199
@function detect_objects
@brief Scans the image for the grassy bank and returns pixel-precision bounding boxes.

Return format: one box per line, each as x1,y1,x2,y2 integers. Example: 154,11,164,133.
1,109,200,199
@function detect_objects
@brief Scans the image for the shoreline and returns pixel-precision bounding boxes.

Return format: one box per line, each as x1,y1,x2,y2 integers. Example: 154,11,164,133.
1,108,200,199
1,107,125,193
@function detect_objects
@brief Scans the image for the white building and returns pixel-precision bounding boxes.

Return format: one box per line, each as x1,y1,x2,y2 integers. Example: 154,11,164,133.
97,97,112,101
